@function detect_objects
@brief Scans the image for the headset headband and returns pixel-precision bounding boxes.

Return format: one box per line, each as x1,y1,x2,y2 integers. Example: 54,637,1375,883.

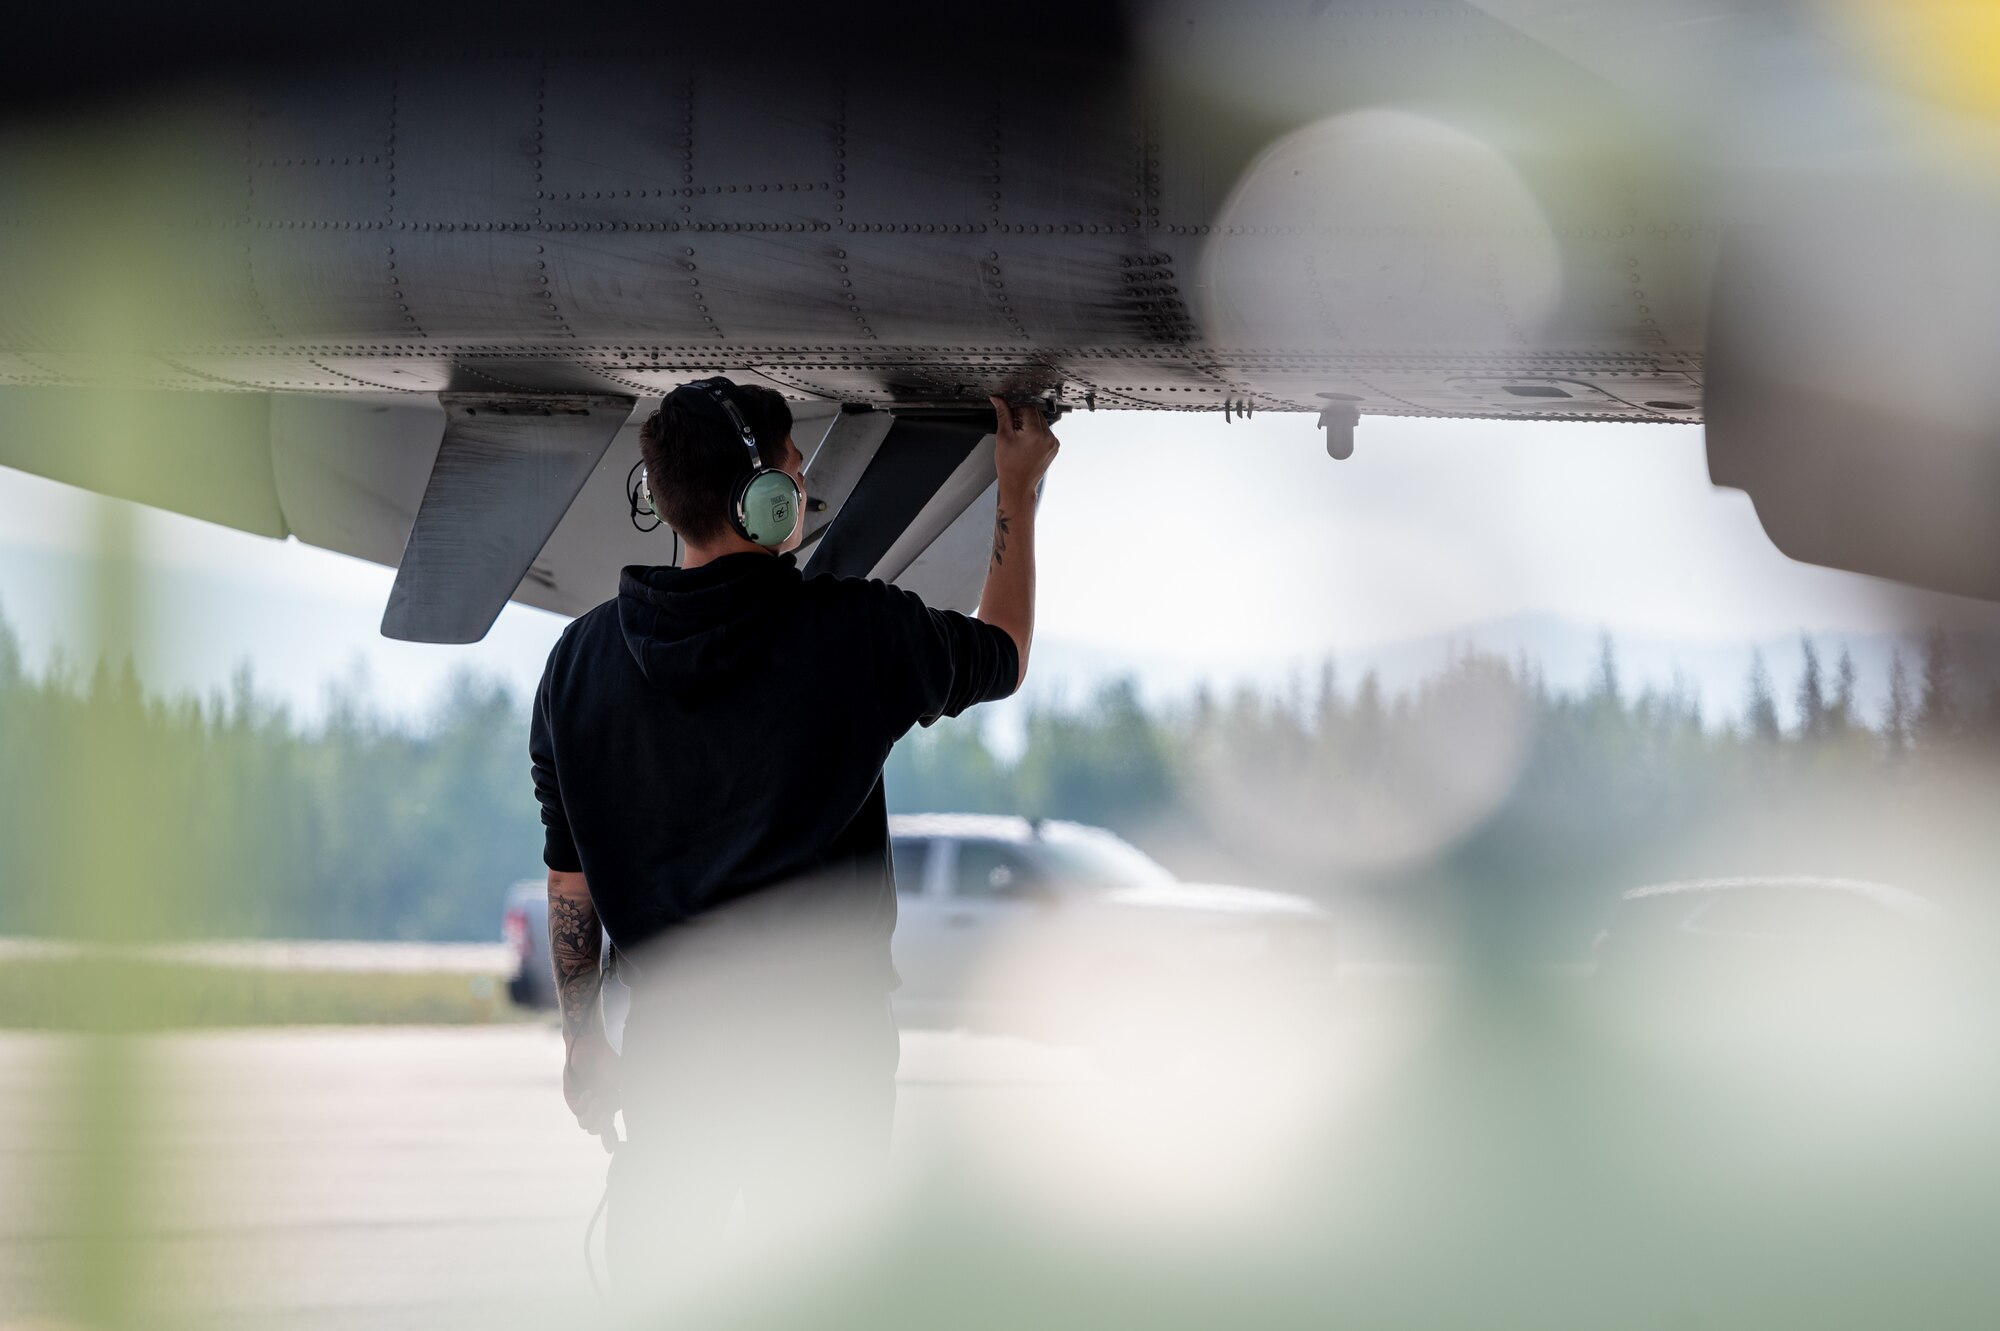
649,375,800,550
668,377,763,469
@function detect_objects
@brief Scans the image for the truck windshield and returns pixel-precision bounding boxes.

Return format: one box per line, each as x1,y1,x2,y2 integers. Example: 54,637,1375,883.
1033,824,1177,887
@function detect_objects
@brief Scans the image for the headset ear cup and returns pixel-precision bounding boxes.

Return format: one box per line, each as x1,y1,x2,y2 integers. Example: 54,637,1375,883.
737,470,802,548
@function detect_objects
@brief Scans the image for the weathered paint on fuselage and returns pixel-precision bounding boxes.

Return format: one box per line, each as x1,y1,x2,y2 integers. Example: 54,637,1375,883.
0,0,1715,422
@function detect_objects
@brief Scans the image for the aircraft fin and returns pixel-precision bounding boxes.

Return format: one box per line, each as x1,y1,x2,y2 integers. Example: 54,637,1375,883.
803,415,992,590
868,434,999,612
380,394,632,644
794,406,895,560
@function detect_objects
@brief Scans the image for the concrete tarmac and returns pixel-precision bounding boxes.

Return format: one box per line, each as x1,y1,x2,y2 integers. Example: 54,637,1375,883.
0,1024,1100,1330
8,980,1998,1331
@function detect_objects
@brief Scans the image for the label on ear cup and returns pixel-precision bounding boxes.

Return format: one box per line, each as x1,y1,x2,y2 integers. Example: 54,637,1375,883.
741,471,801,547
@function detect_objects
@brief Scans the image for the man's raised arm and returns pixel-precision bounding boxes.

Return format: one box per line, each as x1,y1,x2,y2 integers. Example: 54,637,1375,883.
978,397,1061,688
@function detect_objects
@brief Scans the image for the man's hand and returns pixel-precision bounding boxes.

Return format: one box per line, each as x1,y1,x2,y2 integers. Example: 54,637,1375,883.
564,1026,621,1148
989,396,1060,500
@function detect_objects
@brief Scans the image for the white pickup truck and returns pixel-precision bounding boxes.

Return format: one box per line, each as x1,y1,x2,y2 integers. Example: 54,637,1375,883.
503,815,1336,1053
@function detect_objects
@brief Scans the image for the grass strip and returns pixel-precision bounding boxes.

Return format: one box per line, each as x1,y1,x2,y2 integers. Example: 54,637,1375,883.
0,957,545,1029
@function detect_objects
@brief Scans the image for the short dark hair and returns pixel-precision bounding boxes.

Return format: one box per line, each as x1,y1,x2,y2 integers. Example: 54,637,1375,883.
639,381,794,544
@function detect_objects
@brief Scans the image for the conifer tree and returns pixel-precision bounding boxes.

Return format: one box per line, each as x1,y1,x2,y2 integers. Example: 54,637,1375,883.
1350,670,1385,772
1593,631,1620,707
1830,647,1858,738
1313,658,1342,737
1796,636,1825,741
1886,648,1913,758
1917,627,1957,748
1744,649,1781,744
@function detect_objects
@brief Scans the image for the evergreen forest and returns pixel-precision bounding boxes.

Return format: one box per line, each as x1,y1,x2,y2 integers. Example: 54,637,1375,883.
3,605,1997,961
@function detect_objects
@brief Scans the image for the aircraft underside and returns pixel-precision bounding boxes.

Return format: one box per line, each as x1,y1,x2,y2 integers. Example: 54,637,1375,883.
1,0,1997,634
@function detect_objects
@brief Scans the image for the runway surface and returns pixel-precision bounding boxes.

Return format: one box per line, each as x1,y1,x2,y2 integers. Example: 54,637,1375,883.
6,979,1996,1331
0,1024,1113,1330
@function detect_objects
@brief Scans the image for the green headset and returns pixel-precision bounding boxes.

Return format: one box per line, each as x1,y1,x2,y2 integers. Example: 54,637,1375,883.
638,377,802,550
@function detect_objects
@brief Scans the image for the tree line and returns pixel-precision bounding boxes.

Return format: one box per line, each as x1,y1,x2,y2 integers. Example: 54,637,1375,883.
3,605,1997,952
889,630,2000,957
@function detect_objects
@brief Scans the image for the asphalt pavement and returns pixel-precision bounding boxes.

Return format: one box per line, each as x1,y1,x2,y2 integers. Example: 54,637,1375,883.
6,980,1997,1331
0,1024,1103,1330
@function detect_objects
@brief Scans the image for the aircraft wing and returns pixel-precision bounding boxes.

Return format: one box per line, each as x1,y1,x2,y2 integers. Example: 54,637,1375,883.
3,0,1999,619
0,389,1002,639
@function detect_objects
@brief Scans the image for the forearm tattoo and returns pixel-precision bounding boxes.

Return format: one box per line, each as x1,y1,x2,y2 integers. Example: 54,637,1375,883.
547,891,604,1049
991,507,1010,568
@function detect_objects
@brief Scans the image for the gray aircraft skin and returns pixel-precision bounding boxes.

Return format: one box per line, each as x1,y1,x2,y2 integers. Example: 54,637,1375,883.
3,0,1998,636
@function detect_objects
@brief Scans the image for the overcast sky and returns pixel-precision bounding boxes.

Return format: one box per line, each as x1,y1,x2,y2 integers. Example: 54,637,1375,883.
3,410,1998,729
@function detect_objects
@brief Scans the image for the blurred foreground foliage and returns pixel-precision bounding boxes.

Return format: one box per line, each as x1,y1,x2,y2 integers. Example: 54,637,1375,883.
3,603,1998,954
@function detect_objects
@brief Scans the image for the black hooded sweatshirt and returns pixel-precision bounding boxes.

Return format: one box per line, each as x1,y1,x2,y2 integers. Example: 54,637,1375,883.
529,553,1018,990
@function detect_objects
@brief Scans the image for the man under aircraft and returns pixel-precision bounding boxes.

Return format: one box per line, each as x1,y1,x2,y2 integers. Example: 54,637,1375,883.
528,379,1059,1284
